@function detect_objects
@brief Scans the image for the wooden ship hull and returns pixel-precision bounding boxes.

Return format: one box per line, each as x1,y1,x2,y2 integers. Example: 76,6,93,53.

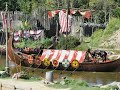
0,47,6,55
8,33,120,72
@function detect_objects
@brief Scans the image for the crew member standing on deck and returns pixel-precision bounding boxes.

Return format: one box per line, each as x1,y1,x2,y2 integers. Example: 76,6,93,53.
39,44,44,55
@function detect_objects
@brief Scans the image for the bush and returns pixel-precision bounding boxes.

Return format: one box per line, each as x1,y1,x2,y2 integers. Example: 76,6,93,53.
113,7,120,18
42,38,52,49
0,66,5,71
50,78,103,90
57,36,80,50
75,42,90,51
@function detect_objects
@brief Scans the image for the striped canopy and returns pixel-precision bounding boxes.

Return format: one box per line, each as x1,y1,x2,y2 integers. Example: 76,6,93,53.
48,9,91,19
40,49,86,63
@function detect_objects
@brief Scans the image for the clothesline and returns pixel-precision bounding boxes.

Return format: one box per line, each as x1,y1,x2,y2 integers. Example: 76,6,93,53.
13,30,44,41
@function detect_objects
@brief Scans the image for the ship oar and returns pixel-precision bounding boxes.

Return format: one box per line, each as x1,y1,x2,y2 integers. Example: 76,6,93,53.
70,60,80,75
70,67,78,75
60,59,70,74
41,58,51,73
41,66,49,73
32,63,41,73
60,66,69,74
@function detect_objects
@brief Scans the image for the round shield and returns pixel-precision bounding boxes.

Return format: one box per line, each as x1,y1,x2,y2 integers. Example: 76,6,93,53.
27,55,34,64
62,59,70,68
52,59,59,67
43,58,50,66
35,56,41,66
71,60,79,68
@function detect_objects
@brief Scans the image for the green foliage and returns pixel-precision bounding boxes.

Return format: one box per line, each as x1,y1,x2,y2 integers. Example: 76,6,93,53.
15,38,41,48
90,29,104,47
42,38,52,48
113,7,120,18
15,37,52,49
89,0,114,10
15,40,26,48
89,18,120,47
114,0,120,3
89,0,115,23
76,17,120,50
0,66,5,71
75,29,104,50
50,78,102,90
22,20,32,30
57,36,80,50
75,42,90,51
0,0,20,11
45,0,58,9
103,18,120,36
73,0,89,8
17,0,38,13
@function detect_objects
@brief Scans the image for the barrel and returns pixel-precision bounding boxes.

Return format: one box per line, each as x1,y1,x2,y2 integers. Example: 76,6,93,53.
45,71,53,82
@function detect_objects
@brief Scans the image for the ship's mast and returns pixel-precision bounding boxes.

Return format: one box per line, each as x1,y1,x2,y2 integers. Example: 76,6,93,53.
65,0,70,50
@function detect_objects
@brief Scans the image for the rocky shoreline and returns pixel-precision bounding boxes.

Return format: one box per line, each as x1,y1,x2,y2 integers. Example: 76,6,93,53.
0,71,120,90
0,78,69,90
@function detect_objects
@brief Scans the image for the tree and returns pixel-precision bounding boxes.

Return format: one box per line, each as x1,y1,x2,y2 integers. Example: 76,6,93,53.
0,0,20,11
73,0,89,8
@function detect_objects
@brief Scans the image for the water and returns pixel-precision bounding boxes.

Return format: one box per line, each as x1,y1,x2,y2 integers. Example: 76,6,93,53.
0,56,120,85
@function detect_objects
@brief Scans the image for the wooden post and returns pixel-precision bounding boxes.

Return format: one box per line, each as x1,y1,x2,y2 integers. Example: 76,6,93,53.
65,0,70,50
0,83,2,90
56,20,58,38
5,2,9,74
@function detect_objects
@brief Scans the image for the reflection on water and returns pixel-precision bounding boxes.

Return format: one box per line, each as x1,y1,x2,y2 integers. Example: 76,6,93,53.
0,56,120,85
0,55,6,70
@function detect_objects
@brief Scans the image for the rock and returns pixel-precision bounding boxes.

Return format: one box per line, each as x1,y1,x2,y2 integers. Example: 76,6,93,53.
12,71,28,79
100,82,120,89
60,81,65,85
92,84,103,87
108,55,120,60
0,71,10,78
43,80,54,85
54,81,59,84
117,83,120,89
61,76,67,80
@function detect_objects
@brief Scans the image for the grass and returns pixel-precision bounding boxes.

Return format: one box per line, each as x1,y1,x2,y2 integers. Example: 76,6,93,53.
50,78,103,90
15,39,42,48
77,18,120,50
75,42,90,51
91,18,120,48
50,78,120,90
0,66,5,71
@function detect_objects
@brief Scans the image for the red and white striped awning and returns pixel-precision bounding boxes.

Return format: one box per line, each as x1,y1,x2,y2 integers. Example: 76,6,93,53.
40,49,86,63
48,9,91,19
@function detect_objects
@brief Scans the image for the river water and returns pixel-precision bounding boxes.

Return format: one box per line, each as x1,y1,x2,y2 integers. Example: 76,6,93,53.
0,55,120,85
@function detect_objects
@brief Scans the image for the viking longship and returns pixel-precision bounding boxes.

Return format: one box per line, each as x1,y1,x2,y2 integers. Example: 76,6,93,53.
7,30,120,72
